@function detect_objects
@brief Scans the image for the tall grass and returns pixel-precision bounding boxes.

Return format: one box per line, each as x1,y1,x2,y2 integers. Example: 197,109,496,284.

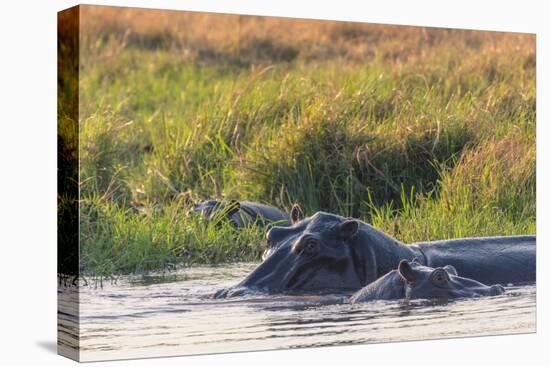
74,6,535,276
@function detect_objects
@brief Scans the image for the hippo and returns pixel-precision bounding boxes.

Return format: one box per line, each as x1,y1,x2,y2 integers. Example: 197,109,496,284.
350,259,505,303
214,210,534,298
192,200,292,228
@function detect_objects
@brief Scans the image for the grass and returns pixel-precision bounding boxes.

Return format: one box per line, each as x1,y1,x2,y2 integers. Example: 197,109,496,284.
68,6,535,276
80,196,266,275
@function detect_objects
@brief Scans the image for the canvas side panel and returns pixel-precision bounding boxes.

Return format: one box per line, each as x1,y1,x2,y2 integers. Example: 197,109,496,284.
57,5,80,362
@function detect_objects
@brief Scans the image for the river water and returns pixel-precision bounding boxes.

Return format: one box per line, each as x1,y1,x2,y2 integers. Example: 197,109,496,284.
58,263,536,362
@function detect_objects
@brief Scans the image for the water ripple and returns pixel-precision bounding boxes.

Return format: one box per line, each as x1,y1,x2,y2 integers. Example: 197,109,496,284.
58,263,536,362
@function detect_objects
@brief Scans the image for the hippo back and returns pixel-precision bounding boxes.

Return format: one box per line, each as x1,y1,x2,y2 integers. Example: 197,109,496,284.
193,200,290,228
236,201,290,226
417,235,535,285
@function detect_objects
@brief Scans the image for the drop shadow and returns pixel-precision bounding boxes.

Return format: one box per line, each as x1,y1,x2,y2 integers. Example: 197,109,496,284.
36,340,57,354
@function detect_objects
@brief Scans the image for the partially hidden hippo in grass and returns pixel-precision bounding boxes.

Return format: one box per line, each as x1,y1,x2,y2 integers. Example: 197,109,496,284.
350,259,505,303
193,200,295,228
214,209,535,298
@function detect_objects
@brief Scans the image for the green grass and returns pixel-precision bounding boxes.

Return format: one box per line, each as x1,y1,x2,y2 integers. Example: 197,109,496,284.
80,197,267,276
72,9,535,276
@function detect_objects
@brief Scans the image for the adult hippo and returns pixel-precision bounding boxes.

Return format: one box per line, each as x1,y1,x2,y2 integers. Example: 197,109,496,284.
214,211,535,298
193,200,292,228
350,259,505,303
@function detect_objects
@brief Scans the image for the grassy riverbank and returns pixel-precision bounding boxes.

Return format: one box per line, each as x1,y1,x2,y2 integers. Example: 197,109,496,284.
72,7,535,276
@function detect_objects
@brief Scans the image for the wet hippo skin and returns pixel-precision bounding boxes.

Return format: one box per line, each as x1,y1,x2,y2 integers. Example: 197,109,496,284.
215,210,534,298
350,259,505,303
193,200,291,227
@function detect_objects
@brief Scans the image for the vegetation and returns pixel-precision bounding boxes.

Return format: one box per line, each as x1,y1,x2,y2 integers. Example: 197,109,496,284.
74,6,535,276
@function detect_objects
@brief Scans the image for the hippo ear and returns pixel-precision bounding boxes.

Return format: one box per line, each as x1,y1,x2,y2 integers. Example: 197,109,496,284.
225,200,241,217
338,219,359,240
290,204,304,224
443,265,458,276
398,260,415,283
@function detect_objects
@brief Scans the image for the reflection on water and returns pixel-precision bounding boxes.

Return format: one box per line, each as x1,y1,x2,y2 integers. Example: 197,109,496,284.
58,263,536,362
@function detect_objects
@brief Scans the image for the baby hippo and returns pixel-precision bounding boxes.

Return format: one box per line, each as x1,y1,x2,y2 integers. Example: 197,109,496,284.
350,259,505,303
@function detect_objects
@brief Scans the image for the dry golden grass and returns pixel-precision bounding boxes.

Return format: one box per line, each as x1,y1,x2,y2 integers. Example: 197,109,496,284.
79,5,534,67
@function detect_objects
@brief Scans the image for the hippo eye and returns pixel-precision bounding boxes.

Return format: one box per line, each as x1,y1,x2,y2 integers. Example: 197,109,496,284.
431,269,449,286
304,240,320,255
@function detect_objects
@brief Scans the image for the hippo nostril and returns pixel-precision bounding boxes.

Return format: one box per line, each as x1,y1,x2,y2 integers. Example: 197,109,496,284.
430,268,450,286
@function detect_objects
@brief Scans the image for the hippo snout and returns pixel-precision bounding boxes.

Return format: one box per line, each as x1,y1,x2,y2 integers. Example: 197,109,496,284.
489,284,505,296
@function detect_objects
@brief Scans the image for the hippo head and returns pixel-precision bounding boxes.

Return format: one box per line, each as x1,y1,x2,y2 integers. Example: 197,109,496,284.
262,204,304,260
398,260,505,299
215,211,367,298
192,200,242,226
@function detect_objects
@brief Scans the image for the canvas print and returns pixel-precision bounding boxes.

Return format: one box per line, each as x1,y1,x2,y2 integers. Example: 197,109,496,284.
57,5,536,362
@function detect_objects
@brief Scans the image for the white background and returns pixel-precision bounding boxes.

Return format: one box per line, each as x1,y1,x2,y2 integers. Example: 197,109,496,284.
0,0,548,365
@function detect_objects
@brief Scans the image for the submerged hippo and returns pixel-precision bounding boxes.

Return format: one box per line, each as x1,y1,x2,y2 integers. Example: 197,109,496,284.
350,259,505,303
215,210,535,298
193,200,292,228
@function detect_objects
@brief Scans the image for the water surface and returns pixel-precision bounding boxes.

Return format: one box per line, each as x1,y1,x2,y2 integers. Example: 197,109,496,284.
58,263,536,362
